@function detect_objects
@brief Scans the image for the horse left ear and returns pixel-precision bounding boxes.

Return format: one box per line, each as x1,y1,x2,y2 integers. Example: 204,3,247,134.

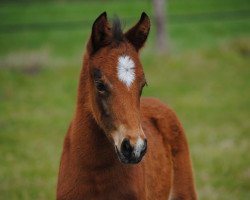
125,12,150,51
88,12,112,54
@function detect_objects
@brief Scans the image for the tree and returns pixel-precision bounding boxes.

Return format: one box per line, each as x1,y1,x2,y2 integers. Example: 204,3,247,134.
152,0,169,52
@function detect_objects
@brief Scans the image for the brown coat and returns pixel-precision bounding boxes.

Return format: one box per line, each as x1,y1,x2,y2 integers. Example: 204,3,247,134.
57,12,197,200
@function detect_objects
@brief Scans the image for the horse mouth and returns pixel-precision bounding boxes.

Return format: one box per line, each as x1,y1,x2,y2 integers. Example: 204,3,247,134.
115,146,145,164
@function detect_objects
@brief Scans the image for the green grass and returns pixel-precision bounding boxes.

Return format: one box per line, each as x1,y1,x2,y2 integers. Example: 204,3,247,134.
0,0,250,199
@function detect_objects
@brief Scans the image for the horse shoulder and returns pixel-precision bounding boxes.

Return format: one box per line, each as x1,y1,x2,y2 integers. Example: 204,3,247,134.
140,97,187,154
141,97,197,200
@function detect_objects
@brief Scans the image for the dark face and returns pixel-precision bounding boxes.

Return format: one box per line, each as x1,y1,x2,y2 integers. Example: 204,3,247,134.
87,12,150,164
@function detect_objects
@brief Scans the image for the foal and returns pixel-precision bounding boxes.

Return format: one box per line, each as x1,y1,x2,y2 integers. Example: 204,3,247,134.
57,12,197,200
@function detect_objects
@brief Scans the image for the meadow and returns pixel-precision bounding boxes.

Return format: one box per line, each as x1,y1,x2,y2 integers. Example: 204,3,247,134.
0,0,250,199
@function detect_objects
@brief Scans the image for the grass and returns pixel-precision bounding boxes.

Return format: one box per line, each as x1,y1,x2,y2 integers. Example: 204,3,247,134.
0,0,250,199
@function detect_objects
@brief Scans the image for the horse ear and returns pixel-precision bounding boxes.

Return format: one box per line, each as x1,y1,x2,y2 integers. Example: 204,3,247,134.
88,12,111,54
125,12,150,51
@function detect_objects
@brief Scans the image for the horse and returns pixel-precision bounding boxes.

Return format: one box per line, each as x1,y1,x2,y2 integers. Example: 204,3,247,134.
57,12,197,200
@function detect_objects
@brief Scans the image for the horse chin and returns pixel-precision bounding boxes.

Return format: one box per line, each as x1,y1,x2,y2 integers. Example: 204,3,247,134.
115,146,143,165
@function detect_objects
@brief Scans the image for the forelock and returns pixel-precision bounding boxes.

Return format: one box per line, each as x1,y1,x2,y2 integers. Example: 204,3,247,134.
112,16,124,43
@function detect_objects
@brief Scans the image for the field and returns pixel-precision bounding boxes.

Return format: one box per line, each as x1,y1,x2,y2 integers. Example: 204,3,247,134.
0,0,250,199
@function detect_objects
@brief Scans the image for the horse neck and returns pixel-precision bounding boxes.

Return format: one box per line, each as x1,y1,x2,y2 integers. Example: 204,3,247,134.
69,55,118,169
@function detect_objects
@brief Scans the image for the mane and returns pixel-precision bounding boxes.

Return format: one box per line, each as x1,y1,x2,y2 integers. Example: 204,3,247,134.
112,16,124,43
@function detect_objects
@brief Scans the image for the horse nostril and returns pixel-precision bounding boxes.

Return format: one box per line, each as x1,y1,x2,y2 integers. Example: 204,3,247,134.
121,138,133,158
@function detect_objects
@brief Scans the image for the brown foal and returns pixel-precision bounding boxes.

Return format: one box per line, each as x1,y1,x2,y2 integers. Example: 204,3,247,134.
57,12,197,200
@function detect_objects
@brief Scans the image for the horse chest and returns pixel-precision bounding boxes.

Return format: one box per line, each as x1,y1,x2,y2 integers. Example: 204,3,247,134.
80,166,145,199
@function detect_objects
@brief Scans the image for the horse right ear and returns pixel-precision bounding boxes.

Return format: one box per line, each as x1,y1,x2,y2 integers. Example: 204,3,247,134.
88,12,111,54
125,12,150,51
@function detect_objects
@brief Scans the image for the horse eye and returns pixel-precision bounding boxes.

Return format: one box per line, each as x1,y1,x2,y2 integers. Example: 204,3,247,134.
95,81,106,92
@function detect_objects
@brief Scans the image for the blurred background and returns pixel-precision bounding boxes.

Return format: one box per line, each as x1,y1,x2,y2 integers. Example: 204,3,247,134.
0,0,249,199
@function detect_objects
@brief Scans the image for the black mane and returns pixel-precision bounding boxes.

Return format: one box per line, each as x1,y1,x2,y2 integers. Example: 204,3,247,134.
112,16,124,43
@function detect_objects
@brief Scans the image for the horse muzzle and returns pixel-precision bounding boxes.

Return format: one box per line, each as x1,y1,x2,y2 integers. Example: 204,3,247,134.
115,138,147,164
